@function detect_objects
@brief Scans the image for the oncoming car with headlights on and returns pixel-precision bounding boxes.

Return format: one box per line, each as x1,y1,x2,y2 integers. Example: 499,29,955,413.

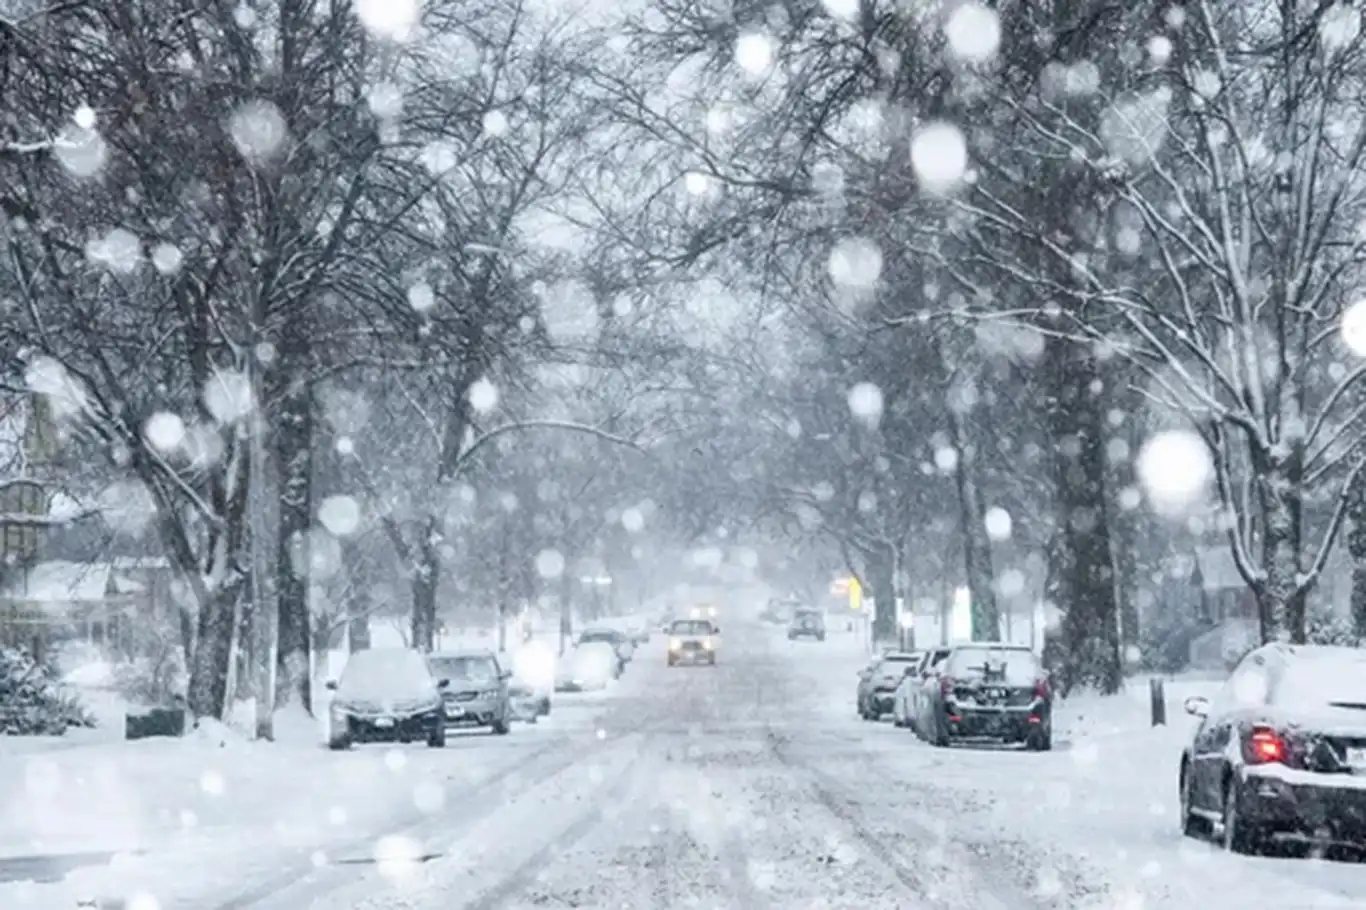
667,618,718,667
509,638,555,718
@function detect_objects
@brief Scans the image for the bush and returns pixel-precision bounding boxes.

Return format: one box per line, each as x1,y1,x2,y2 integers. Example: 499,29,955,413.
0,646,94,735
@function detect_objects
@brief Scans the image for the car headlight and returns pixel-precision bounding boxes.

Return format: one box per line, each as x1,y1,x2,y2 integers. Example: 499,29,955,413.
702,637,713,649
669,637,681,650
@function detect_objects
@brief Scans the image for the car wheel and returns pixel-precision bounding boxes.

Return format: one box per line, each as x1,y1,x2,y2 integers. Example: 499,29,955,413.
538,698,551,717
427,724,446,748
327,735,352,751
1179,762,1211,839
1221,775,1261,854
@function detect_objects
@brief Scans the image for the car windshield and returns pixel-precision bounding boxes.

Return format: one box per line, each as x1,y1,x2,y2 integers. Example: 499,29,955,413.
670,621,713,635
581,630,619,642
429,655,498,683
1274,652,1366,708
337,649,435,700
876,656,918,673
945,648,1041,685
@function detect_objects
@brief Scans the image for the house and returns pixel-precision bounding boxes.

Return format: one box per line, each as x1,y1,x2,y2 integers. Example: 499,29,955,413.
0,558,174,661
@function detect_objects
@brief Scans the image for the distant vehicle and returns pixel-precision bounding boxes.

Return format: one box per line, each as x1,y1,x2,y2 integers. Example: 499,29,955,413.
911,643,1051,750
857,651,921,720
578,627,634,671
892,647,951,729
667,618,718,666
555,641,619,691
325,648,447,750
509,639,555,718
787,608,826,641
1179,644,1366,854
428,650,513,735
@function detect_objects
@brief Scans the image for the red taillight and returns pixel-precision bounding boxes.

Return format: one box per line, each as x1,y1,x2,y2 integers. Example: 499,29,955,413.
1247,726,1286,764
1034,678,1049,700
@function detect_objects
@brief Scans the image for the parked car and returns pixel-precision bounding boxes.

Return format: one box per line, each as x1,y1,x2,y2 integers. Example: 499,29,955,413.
892,647,951,730
555,641,619,691
856,651,922,720
509,639,555,718
1179,643,1366,854
578,627,635,672
325,648,447,750
912,643,1051,750
787,608,826,641
427,649,514,735
666,618,718,666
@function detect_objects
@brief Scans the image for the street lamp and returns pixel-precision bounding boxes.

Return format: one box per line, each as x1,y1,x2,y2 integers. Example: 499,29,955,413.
897,609,915,651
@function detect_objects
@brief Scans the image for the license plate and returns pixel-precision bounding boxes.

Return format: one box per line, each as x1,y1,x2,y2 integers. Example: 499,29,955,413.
987,688,1008,698
1348,747,1366,766
445,706,464,718
373,716,395,728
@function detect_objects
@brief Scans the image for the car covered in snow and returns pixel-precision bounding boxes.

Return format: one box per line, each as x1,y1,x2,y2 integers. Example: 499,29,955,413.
857,651,921,720
1179,643,1366,853
555,641,619,691
428,649,513,735
325,647,447,749
911,643,1051,750
892,646,951,730
577,627,635,672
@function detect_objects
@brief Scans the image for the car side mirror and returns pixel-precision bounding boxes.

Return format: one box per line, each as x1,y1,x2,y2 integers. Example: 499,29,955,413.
499,670,512,681
324,680,338,691
712,627,721,634
437,678,450,689
1184,696,1210,717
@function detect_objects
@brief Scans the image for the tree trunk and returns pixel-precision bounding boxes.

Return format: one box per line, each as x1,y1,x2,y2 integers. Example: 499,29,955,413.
866,545,897,646
411,525,440,652
1348,468,1366,641
946,404,998,639
1253,445,1306,643
274,380,314,712
1045,336,1122,694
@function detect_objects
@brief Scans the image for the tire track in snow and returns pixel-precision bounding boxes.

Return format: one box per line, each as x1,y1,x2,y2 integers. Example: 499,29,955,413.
216,722,630,910
765,726,1046,910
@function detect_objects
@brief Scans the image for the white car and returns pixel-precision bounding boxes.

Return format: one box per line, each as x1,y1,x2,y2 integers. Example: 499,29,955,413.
554,641,618,692
892,646,952,729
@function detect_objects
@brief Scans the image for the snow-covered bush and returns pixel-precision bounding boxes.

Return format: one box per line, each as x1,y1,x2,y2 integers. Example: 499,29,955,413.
0,646,94,735
1307,608,1360,647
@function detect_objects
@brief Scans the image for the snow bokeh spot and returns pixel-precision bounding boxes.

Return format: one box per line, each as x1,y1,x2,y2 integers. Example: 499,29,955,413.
229,100,289,166
203,370,254,423
86,228,142,274
408,281,436,313
1340,299,1366,355
356,0,422,42
621,507,645,532
1321,4,1361,54
828,237,882,291
55,124,108,178
412,780,445,813
819,0,858,20
384,749,407,772
944,2,1001,64
200,770,225,796
734,32,774,75
143,412,186,453
536,548,566,579
126,893,160,910
318,495,362,536
984,507,1012,541
1135,430,1211,515
97,481,158,534
366,82,404,120
372,833,423,881
910,122,968,194
468,378,499,413
151,242,184,275
25,356,88,419
483,109,509,137
847,382,883,424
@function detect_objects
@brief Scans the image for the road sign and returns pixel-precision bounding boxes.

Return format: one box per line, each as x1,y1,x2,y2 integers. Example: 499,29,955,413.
848,576,862,611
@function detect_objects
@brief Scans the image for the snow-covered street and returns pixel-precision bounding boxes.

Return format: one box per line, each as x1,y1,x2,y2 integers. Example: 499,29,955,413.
5,622,1366,909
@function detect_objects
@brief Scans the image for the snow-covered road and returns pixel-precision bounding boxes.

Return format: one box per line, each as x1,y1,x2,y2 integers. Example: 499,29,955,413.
10,622,1366,908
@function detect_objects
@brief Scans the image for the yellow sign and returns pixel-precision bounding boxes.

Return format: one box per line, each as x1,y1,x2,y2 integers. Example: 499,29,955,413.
848,577,862,611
